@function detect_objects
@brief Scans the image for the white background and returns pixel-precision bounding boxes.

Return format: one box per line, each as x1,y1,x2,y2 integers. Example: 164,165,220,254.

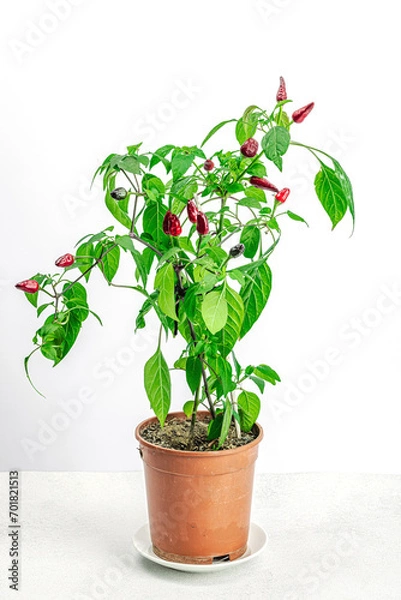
1,0,400,473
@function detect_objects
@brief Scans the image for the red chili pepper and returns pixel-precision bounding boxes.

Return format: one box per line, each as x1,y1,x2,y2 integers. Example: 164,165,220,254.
276,76,287,102
15,279,39,294
196,212,209,235
55,253,75,268
186,199,198,224
292,102,315,124
275,188,291,203
240,138,259,158
249,176,279,193
163,211,182,236
203,160,214,171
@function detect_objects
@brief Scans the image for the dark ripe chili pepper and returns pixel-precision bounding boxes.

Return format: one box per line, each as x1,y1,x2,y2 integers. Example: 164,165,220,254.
203,159,215,171
275,188,291,203
229,243,245,258
292,102,315,124
276,76,287,102
196,212,209,235
249,176,279,193
163,211,172,234
163,211,182,236
110,187,127,200
186,199,198,224
240,138,259,158
15,279,39,294
55,253,75,268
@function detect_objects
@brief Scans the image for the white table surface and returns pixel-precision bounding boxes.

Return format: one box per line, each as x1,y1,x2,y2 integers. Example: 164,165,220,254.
0,472,400,600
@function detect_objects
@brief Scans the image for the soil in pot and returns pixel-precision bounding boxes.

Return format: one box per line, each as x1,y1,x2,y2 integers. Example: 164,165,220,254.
140,416,258,451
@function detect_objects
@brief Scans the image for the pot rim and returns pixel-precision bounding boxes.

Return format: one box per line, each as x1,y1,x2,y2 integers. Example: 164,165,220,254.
135,410,264,458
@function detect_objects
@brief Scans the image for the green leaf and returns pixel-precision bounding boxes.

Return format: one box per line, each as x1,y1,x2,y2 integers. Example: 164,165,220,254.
186,356,202,394
142,202,168,246
135,291,168,333
240,226,261,259
274,110,290,130
261,126,290,171
24,351,45,398
247,162,267,177
249,375,265,394
226,182,245,194
228,269,246,287
142,174,165,201
144,348,171,426
238,197,261,209
171,151,194,180
81,227,114,246
142,247,156,276
105,187,132,229
76,242,95,282
235,118,247,145
240,261,272,338
201,287,227,334
201,119,236,147
131,248,148,286
254,364,281,385
174,357,187,369
208,412,224,441
314,163,347,229
58,312,82,363
210,356,234,398
332,158,355,232
95,242,120,282
118,155,141,175
287,210,309,227
62,282,89,322
232,351,242,379
170,176,198,201
238,390,260,432
154,262,177,321
149,145,175,170
216,286,244,357
183,400,194,419
115,235,148,286
219,401,233,448
127,143,143,155
115,234,134,251
241,105,259,140
267,217,280,232
245,186,266,202
37,302,53,317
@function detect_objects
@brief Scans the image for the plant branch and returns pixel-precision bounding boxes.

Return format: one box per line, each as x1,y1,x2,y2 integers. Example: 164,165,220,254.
121,169,139,193
129,232,163,256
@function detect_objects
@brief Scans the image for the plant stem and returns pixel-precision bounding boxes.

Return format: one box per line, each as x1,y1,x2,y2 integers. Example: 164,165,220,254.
121,169,139,193
290,141,334,163
218,196,227,234
128,232,162,256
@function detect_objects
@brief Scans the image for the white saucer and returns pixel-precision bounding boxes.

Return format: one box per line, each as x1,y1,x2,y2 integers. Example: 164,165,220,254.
133,522,267,572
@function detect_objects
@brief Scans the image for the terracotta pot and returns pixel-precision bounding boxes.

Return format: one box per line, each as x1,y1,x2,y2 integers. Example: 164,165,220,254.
135,411,263,565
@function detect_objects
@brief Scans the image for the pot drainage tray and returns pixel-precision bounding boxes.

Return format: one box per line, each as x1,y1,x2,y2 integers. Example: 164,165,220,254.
133,522,267,572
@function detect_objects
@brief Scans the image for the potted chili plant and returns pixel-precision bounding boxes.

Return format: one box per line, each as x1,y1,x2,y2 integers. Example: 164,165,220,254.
16,77,354,565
